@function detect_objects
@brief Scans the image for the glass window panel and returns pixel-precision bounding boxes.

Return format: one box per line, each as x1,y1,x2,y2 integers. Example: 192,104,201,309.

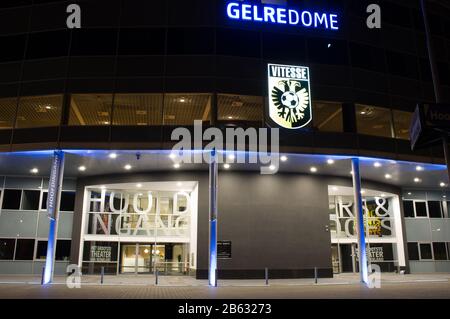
0,97,17,129
356,104,393,138
407,242,419,261
35,240,47,260
415,201,428,217
393,110,412,140
15,239,34,260
312,101,343,132
60,191,75,212
2,189,22,210
403,200,414,217
0,238,15,260
21,190,40,210
432,242,448,260
113,94,163,126
56,240,71,261
15,95,62,128
428,201,443,218
163,94,211,125
218,94,263,123
419,243,433,260
69,94,113,126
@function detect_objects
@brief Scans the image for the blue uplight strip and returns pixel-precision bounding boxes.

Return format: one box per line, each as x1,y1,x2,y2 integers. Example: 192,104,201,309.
352,158,369,285
43,150,65,285
209,219,217,287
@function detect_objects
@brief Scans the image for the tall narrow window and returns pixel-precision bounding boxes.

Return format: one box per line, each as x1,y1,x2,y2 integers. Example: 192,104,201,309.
313,101,343,132
218,94,263,124
15,95,63,128
0,97,17,129
356,105,393,138
163,94,211,125
112,94,163,126
68,94,113,126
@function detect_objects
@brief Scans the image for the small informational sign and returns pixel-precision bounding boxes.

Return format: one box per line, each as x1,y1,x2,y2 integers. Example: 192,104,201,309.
217,240,232,259
368,247,384,262
90,246,112,262
267,63,312,129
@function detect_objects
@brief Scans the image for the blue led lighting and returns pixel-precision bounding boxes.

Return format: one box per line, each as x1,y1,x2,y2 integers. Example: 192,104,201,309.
209,219,217,287
226,2,339,30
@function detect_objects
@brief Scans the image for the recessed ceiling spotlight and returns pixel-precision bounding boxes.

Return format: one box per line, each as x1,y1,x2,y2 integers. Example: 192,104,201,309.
30,168,39,174
327,43,332,48
223,164,230,169
179,97,186,103
414,177,421,183
280,155,288,162
310,167,318,173
78,166,86,172
327,159,335,165
228,116,233,120
374,162,382,168
124,164,132,170
173,163,180,169
407,192,412,195
136,183,142,188
109,153,117,159
440,182,446,187
416,166,424,171
384,174,392,179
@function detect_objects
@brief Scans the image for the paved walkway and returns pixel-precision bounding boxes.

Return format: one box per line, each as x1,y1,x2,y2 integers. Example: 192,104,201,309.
0,273,449,299
0,273,449,286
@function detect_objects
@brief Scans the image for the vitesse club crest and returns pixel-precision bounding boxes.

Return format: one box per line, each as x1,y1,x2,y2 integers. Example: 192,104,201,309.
268,64,312,129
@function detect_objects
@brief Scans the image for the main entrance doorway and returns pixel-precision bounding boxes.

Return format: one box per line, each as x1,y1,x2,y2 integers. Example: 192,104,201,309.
119,243,188,275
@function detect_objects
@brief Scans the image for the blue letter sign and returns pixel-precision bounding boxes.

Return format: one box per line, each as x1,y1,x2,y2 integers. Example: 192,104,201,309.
226,2,339,30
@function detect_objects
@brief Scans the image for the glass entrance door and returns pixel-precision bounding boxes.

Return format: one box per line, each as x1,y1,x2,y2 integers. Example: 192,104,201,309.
137,244,152,273
119,243,188,274
121,244,137,273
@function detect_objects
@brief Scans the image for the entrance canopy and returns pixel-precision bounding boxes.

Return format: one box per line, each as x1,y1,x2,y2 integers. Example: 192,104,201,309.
0,150,446,189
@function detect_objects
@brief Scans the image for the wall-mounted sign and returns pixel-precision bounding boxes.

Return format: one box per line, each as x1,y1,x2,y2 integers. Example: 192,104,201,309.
47,151,65,220
90,246,112,262
267,63,312,129
217,240,232,259
226,2,339,30
410,103,450,150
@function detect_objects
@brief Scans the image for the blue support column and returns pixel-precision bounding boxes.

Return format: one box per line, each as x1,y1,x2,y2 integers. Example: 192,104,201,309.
209,149,218,287
351,158,368,285
43,150,65,284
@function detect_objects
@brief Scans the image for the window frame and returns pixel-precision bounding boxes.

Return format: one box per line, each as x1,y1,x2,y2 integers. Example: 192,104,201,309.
418,242,434,260
413,200,429,218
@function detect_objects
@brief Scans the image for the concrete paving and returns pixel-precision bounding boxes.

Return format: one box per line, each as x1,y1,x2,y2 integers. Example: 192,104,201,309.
0,273,449,298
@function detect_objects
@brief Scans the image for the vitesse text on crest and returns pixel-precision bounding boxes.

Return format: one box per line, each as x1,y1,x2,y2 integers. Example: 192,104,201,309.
268,64,312,129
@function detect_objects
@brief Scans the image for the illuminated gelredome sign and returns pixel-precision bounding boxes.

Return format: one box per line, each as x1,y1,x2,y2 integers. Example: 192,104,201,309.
226,2,339,30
